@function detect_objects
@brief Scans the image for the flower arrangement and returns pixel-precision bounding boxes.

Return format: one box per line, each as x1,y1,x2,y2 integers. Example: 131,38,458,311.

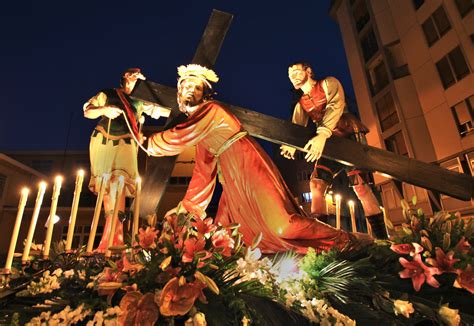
1,202,473,325
389,198,473,294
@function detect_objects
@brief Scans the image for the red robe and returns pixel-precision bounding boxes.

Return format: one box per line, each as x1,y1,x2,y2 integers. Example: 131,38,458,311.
148,101,351,253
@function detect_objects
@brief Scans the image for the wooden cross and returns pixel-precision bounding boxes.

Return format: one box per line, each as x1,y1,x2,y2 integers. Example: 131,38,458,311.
133,10,233,217
133,10,473,218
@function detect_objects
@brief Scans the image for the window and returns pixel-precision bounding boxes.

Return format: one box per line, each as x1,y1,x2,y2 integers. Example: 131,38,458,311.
301,192,312,203
421,6,451,46
454,0,473,17
0,174,6,199
376,92,399,132
368,60,389,94
412,0,424,10
465,152,474,175
61,225,103,249
296,151,306,160
31,160,53,174
436,46,470,89
297,170,312,182
385,42,409,79
451,95,474,137
353,0,370,32
360,28,379,62
385,131,408,156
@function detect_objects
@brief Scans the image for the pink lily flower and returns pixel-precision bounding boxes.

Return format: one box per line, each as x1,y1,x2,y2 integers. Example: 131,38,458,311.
399,254,440,291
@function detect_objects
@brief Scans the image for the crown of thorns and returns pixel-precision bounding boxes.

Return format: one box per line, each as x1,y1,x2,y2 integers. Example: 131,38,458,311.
177,64,219,89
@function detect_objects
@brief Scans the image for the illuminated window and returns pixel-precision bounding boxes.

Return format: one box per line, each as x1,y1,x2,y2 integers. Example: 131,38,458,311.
301,192,312,203
435,46,470,89
451,95,474,137
421,6,451,47
360,28,379,62
376,92,399,132
385,131,408,156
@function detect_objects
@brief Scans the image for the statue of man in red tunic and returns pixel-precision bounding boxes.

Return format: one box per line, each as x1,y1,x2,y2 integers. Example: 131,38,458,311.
280,62,387,239
147,64,371,254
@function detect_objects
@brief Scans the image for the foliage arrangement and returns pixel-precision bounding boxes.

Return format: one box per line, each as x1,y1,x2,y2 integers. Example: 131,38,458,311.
0,200,472,325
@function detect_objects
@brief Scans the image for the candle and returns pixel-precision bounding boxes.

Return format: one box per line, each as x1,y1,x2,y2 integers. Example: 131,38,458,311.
380,206,390,237
325,194,332,215
348,200,357,232
22,182,46,263
86,174,109,253
43,176,63,259
4,188,29,271
106,176,125,257
366,217,373,236
132,176,141,245
335,194,341,229
65,170,85,251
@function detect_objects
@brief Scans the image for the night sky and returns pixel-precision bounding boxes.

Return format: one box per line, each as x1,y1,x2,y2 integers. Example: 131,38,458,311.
0,0,354,151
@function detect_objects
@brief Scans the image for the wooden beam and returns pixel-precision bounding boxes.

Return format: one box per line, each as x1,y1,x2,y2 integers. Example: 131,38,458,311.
229,104,474,201
133,81,474,201
132,10,233,217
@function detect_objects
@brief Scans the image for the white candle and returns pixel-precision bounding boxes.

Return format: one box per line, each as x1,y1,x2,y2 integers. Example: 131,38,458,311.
132,176,141,246
325,194,332,215
366,217,373,236
335,194,341,230
22,182,46,263
348,200,357,232
43,176,63,259
86,174,109,253
5,188,29,271
106,176,125,257
65,170,85,251
380,206,390,237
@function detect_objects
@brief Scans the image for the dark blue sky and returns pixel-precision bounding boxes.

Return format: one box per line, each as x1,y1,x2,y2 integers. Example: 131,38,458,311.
0,0,354,151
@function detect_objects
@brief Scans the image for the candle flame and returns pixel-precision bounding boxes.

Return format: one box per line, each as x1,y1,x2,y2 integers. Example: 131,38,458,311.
335,194,341,201
55,175,63,184
348,200,355,207
21,187,30,195
39,181,47,189
78,169,85,177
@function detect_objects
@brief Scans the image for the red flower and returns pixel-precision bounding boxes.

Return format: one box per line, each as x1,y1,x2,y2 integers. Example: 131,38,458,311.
454,264,474,294
426,247,459,273
157,277,207,316
454,237,471,254
399,254,440,291
138,227,159,249
182,237,211,265
390,242,423,256
122,256,145,275
192,216,216,237
211,229,235,257
119,291,159,325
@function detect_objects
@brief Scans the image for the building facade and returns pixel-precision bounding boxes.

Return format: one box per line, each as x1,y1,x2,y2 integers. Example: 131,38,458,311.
330,0,473,224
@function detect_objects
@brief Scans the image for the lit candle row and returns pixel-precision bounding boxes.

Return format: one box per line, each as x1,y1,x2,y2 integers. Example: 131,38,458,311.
329,195,363,234
4,171,144,271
